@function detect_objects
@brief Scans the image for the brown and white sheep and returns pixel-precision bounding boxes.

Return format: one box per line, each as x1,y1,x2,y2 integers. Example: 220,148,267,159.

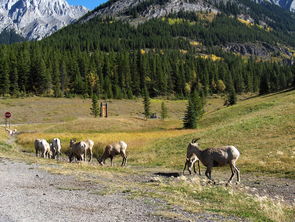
51,138,62,160
68,139,87,162
98,141,127,166
68,139,93,162
187,138,240,184
35,139,51,158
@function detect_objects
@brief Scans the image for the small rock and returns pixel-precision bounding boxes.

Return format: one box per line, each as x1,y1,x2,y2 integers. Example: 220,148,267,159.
43,193,46,195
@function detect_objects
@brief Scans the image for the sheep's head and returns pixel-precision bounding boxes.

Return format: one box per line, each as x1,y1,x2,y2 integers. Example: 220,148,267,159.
97,156,104,165
69,139,76,147
190,138,200,147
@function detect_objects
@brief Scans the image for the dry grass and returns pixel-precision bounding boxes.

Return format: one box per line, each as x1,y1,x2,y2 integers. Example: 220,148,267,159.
0,97,189,124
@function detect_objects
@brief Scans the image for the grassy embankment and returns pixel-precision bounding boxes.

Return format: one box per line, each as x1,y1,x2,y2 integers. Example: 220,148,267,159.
0,91,294,221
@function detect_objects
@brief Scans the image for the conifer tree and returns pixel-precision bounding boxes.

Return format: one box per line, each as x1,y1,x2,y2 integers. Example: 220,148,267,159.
143,86,150,119
12,67,19,96
0,60,10,96
90,94,99,117
183,97,197,129
226,86,237,106
183,90,204,129
161,101,168,120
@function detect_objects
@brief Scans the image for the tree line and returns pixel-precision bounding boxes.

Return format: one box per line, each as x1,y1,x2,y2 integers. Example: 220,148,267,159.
0,43,294,98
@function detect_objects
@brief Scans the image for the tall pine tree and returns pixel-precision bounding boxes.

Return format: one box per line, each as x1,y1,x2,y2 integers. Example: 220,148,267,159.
143,86,151,119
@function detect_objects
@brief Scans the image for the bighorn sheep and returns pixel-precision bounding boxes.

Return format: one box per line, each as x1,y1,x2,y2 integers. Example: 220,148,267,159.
50,138,62,160
68,139,93,162
35,139,51,158
183,153,201,175
188,138,240,184
98,141,127,166
5,128,17,136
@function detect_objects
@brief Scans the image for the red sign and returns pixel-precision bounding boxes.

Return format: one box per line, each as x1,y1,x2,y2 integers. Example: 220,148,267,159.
5,112,11,118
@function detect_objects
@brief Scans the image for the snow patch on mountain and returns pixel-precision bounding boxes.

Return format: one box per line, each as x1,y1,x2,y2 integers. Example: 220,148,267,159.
0,0,88,40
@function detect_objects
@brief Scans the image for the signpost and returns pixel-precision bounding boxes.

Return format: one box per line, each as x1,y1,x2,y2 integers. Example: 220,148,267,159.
4,112,11,128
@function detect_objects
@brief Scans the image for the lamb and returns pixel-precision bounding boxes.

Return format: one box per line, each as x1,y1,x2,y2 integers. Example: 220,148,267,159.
98,141,127,166
68,139,93,162
50,138,62,160
35,139,51,158
183,153,201,175
187,138,240,184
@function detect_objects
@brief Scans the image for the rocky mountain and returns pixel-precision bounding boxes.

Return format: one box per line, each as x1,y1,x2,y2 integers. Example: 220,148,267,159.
81,0,295,24
0,0,88,40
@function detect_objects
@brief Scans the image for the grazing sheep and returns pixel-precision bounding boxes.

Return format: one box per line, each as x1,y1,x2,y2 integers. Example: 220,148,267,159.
5,128,17,136
183,153,201,175
98,141,127,166
35,139,51,158
68,139,88,162
51,138,62,160
188,138,240,184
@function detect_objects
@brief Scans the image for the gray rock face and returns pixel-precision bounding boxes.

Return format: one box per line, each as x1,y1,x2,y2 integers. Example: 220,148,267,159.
0,0,88,40
80,0,218,24
224,42,293,57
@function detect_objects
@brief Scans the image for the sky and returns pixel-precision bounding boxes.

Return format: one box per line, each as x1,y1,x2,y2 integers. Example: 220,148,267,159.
67,0,108,10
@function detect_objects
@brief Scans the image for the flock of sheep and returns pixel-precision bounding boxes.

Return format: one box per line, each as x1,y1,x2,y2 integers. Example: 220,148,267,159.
34,137,240,184
34,138,128,166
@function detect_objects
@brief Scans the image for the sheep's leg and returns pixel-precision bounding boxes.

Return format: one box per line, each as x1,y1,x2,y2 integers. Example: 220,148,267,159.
227,164,235,184
84,150,87,162
205,167,212,180
89,150,93,162
234,166,240,183
197,161,201,176
124,155,127,166
121,153,127,166
183,161,188,175
188,163,192,174
193,162,196,174
35,150,38,157
110,156,113,166
69,153,73,162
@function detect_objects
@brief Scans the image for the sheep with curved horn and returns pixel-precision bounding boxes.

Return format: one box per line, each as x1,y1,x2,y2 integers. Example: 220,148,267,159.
186,139,240,184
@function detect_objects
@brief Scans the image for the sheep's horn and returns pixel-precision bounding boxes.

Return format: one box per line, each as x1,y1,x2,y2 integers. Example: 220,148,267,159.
191,138,200,143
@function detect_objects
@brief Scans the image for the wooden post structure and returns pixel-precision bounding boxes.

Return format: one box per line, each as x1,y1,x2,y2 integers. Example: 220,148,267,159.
100,103,108,118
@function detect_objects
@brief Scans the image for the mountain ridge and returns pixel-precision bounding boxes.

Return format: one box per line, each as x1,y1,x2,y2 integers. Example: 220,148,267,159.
0,0,88,40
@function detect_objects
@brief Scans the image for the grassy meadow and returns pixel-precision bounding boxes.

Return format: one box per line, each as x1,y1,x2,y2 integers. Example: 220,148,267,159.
0,90,295,221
